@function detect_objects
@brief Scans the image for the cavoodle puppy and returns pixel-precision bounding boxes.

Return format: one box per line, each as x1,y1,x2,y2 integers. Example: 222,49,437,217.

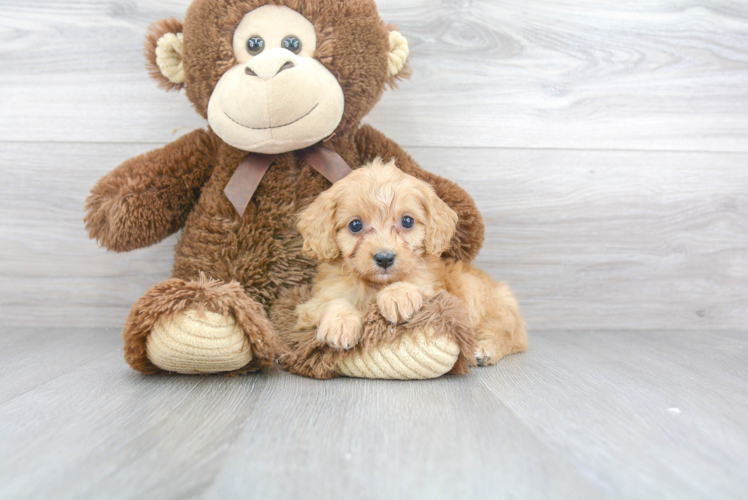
295,159,527,366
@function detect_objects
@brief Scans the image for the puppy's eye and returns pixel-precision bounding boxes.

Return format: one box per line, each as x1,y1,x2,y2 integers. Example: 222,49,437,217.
348,220,363,234
247,36,265,55
402,216,415,229
282,35,302,54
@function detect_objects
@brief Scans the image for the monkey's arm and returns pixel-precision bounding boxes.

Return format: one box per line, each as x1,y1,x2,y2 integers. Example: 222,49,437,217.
354,125,485,262
85,129,218,252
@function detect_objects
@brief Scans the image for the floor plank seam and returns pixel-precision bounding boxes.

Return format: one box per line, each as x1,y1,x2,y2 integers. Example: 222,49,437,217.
1,139,747,156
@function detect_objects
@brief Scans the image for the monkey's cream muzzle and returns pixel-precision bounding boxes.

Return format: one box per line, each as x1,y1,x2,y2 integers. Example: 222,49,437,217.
207,48,344,155
208,48,345,154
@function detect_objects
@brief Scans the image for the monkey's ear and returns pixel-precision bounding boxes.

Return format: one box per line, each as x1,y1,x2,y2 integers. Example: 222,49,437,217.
386,25,411,87
145,18,185,91
297,190,340,262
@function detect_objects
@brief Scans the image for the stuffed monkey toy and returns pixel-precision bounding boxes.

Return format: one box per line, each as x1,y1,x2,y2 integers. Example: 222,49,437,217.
85,0,485,378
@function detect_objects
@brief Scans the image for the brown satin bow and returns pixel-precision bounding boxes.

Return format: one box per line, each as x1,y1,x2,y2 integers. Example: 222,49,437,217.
223,143,353,217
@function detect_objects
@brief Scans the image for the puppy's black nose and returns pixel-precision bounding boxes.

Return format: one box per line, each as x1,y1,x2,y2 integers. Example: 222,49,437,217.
374,251,396,269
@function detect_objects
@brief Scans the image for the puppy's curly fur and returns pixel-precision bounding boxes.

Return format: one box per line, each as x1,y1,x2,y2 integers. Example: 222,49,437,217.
295,159,528,365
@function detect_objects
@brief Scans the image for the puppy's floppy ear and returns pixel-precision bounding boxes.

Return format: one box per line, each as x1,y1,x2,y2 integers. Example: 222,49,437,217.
421,185,459,256
297,189,340,261
145,18,185,91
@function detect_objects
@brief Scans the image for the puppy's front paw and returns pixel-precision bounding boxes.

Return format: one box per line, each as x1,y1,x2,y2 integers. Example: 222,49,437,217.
377,283,424,324
317,311,363,350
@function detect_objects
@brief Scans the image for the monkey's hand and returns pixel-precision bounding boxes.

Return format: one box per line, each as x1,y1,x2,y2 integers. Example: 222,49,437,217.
376,282,424,324
85,129,216,252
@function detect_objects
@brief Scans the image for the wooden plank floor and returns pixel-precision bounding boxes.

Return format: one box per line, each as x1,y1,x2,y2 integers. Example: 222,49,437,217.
0,328,746,499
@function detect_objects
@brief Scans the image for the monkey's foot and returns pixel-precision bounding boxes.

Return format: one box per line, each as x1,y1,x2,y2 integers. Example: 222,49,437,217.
123,276,282,375
334,328,460,380
146,308,252,374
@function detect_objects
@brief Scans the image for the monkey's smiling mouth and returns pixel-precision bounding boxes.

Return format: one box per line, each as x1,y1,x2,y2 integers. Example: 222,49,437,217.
224,103,319,131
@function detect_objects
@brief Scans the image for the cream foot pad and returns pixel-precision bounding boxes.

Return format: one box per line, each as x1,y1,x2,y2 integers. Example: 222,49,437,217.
146,308,252,374
334,329,460,380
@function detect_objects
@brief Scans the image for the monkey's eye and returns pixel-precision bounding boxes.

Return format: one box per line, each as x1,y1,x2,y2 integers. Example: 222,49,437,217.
402,216,415,229
348,220,363,234
247,36,265,55
282,35,302,54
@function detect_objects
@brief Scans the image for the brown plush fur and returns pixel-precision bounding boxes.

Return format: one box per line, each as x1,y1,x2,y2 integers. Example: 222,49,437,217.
273,287,478,379
85,0,485,374
84,129,218,252
285,160,526,374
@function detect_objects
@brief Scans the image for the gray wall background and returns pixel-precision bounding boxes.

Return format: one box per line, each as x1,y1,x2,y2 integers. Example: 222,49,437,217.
1,0,746,331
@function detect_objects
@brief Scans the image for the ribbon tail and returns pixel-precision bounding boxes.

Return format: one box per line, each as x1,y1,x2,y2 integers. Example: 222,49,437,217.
224,152,277,217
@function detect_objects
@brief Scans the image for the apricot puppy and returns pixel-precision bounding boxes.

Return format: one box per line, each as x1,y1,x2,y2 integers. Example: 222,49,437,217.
295,159,527,365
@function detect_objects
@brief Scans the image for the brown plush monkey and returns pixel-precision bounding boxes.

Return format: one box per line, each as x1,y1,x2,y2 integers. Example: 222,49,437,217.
85,0,485,377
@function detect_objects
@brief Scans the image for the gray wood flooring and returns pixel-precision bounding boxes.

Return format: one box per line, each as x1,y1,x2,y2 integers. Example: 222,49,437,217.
1,0,747,498
0,328,746,499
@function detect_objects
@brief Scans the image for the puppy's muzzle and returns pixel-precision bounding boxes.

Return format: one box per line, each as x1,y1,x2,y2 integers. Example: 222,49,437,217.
373,250,396,270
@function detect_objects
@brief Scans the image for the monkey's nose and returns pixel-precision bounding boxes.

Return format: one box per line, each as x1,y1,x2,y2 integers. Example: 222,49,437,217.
245,57,295,80
373,251,396,270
